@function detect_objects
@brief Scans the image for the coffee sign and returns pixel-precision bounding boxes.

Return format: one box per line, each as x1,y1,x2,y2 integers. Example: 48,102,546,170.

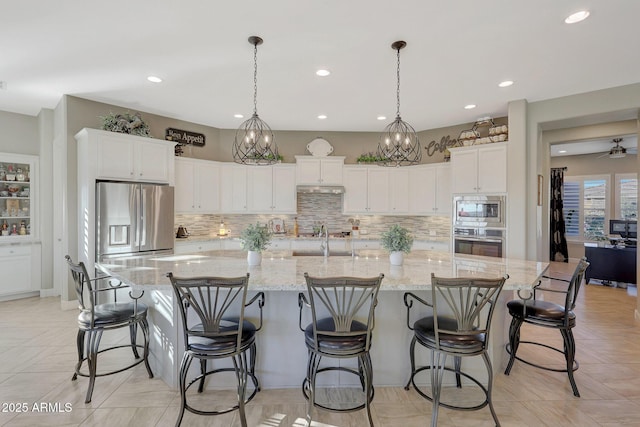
165,128,205,147
425,135,458,157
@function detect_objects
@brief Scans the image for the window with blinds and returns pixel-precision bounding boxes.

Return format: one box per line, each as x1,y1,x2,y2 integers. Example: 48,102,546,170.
615,173,638,220
562,175,609,240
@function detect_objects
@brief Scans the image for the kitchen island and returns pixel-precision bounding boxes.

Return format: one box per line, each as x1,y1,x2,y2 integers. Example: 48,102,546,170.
97,250,548,390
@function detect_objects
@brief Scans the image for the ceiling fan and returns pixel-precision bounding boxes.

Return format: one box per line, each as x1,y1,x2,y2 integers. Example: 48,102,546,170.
599,138,634,158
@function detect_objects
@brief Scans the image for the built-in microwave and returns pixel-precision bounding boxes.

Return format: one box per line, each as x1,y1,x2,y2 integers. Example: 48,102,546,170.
454,195,505,227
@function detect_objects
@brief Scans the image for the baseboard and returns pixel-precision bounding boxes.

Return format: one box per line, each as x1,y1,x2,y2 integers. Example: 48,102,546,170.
39,288,59,297
0,291,39,302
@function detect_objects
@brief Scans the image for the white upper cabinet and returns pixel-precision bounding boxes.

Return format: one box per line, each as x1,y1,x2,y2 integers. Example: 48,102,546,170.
175,158,220,214
367,168,391,213
221,163,297,214
343,166,391,214
343,167,368,212
408,163,451,215
220,163,249,213
270,165,297,213
295,156,344,185
450,142,507,194
389,168,410,214
78,128,174,183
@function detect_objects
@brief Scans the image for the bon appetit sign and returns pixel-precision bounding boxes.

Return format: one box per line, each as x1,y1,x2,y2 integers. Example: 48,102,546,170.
165,128,205,147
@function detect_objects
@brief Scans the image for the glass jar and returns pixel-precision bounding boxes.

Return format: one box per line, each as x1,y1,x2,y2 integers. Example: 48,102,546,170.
0,164,6,181
5,165,15,181
15,168,25,182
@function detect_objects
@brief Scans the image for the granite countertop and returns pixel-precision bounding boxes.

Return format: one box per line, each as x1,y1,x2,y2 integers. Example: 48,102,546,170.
98,250,548,292
176,234,385,242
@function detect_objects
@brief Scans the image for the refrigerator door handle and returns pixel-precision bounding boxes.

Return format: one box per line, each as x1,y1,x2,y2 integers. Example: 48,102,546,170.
131,184,140,250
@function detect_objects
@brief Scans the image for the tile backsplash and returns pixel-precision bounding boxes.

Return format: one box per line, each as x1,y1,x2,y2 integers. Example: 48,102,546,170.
175,193,451,241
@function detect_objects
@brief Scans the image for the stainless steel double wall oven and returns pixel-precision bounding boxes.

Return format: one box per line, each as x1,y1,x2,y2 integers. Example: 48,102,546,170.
453,195,506,258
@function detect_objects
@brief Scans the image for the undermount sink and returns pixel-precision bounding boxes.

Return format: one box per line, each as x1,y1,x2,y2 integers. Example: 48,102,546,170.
291,250,353,257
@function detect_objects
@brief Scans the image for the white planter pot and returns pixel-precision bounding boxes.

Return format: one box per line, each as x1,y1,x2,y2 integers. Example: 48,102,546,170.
247,251,262,266
389,251,404,266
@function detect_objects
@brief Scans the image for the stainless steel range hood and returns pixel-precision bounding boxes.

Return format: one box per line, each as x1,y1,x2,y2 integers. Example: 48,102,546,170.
296,185,345,194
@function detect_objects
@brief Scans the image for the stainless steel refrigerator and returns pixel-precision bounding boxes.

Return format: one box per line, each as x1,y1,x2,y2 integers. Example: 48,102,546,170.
96,182,175,260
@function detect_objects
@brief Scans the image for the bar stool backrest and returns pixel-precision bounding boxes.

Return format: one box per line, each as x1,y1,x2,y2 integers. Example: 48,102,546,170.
303,273,384,353
168,273,250,354
563,258,590,313
65,255,94,311
430,273,507,351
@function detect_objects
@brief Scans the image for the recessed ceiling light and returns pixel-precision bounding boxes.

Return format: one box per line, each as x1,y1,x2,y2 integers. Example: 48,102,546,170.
565,10,590,24
377,116,387,121
317,114,327,120
498,80,514,88
147,76,162,83
316,69,331,77
234,114,244,118
559,150,567,154
464,104,477,110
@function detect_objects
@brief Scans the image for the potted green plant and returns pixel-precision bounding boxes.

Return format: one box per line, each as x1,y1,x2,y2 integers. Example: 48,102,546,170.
99,111,151,137
239,222,272,266
380,224,414,266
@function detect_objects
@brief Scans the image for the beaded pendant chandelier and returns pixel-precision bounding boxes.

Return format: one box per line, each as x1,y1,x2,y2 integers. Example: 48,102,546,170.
232,36,279,165
376,41,421,166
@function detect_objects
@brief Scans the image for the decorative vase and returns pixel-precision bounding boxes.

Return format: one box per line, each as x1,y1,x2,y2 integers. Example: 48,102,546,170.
389,251,404,266
247,250,262,266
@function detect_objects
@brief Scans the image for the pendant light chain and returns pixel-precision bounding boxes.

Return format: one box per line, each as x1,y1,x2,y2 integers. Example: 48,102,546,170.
396,46,401,118
253,41,258,116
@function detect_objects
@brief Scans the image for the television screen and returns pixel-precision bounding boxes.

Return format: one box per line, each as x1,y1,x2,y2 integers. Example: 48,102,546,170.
609,219,637,239
610,220,627,236
627,221,637,238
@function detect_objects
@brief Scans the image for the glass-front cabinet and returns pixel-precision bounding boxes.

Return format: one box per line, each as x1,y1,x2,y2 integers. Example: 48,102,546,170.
0,153,37,242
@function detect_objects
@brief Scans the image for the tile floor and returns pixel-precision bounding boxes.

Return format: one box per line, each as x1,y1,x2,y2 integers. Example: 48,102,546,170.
1,261,640,426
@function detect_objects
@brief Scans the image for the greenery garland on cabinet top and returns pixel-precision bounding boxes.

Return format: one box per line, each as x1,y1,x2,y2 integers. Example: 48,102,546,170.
239,222,272,252
357,152,384,163
380,224,414,253
99,111,151,137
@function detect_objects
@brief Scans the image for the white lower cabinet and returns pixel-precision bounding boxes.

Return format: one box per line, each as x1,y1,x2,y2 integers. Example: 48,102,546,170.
221,239,243,250
0,244,40,299
352,240,381,250
174,240,221,254
412,241,449,252
267,239,291,251
290,240,321,251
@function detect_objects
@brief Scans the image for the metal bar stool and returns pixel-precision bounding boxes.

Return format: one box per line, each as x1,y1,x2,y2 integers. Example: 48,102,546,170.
504,257,589,397
65,255,153,404
167,272,264,427
404,273,507,426
298,273,384,427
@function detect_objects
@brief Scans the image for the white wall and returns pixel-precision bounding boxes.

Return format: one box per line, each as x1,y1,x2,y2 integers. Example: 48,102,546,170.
526,83,640,262
0,111,39,154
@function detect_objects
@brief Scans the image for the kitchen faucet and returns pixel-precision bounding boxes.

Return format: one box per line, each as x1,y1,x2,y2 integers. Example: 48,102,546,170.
320,224,329,257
